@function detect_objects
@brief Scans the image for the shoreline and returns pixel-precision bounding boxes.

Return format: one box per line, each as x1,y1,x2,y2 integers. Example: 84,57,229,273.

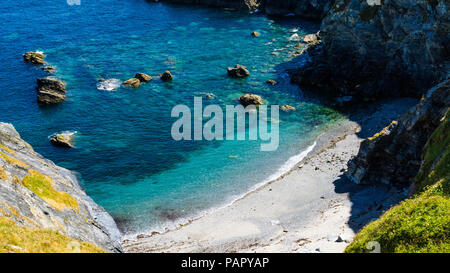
123,98,417,252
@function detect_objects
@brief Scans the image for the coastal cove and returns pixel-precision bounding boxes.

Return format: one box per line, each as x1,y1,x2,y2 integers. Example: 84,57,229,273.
1,0,448,254
0,0,342,235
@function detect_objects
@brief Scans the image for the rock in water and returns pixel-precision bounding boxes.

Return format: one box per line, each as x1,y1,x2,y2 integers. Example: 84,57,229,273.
303,33,320,44
281,105,296,112
239,94,263,106
227,64,250,78
251,31,260,37
123,78,140,88
205,93,215,99
50,133,74,148
135,73,152,82
36,78,66,105
41,66,56,73
23,51,46,65
160,71,173,81
266,79,278,85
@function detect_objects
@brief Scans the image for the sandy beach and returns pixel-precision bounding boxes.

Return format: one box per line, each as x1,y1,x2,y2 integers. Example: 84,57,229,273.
123,98,417,253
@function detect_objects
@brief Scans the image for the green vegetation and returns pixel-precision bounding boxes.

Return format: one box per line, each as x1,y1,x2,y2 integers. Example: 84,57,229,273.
21,170,79,212
346,112,450,253
0,217,104,253
0,152,29,169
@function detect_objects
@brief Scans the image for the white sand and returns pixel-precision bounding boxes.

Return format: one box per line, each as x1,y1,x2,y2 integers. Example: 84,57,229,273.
123,98,417,253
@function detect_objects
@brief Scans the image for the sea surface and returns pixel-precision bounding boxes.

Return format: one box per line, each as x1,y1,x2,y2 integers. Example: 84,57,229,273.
0,0,344,235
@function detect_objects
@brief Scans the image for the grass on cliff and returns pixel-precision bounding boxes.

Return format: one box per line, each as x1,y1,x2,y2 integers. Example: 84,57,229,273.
0,217,104,253
346,112,450,253
21,170,79,212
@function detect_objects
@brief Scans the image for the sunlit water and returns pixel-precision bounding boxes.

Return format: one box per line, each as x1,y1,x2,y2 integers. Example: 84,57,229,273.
0,0,344,235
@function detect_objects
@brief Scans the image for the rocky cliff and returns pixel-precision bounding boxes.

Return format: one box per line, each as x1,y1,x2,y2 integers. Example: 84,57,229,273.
0,123,122,252
292,0,449,99
347,77,450,186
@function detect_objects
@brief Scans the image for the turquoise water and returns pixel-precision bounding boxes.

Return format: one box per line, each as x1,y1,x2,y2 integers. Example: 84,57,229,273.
0,0,343,234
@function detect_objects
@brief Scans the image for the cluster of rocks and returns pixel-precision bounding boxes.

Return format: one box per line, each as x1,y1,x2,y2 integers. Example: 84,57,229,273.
123,73,153,88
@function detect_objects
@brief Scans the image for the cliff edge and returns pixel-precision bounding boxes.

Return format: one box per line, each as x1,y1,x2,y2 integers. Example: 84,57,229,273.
0,123,122,253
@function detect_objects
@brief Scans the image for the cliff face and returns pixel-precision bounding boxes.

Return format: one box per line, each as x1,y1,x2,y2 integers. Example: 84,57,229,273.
347,77,450,186
0,123,122,252
293,0,449,98
264,0,331,19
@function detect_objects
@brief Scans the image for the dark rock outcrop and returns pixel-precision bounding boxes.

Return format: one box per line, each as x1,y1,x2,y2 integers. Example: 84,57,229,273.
161,71,173,81
239,93,263,106
135,73,152,83
264,0,332,19
346,78,450,186
293,0,449,99
228,64,250,78
36,78,66,105
0,123,122,252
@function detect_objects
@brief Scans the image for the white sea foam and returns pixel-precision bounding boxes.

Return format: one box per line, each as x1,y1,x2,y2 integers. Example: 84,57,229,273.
97,78,121,91
288,33,300,41
123,141,317,239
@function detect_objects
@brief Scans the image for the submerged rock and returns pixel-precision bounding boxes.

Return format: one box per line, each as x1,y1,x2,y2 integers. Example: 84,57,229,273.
266,79,278,85
0,122,122,252
23,51,46,65
123,78,140,88
251,31,260,37
50,133,74,148
160,71,173,81
227,64,250,78
135,73,152,83
36,78,66,105
239,94,263,106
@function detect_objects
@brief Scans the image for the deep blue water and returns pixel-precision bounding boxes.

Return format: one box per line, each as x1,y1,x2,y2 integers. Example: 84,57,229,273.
0,0,343,234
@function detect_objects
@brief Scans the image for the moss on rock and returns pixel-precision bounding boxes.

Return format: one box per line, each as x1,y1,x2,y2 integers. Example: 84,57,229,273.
21,170,79,212
0,217,104,253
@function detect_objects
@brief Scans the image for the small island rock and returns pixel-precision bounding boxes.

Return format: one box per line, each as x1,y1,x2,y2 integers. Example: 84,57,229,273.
23,51,46,65
160,71,173,81
227,64,250,78
36,78,66,105
239,94,263,106
280,105,296,112
135,73,152,82
123,78,141,88
50,134,74,148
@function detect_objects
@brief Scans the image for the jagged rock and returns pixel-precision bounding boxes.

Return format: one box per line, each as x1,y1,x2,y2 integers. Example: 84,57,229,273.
50,134,74,148
251,31,260,37
36,78,66,105
239,94,263,106
160,71,173,81
23,51,46,65
135,73,152,82
123,78,140,88
346,78,450,186
303,33,320,44
266,79,278,85
280,105,296,112
0,123,122,252
227,64,250,78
